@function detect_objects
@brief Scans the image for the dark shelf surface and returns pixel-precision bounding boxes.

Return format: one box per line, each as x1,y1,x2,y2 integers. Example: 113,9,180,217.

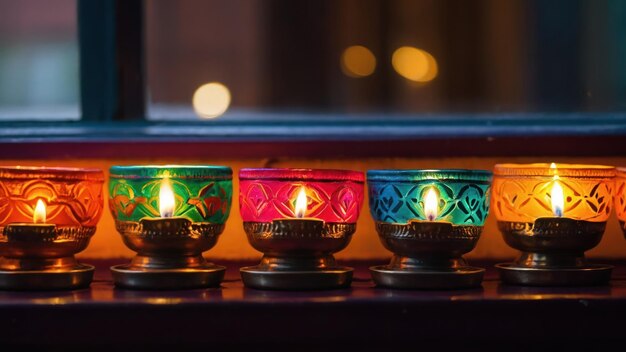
3,259,626,350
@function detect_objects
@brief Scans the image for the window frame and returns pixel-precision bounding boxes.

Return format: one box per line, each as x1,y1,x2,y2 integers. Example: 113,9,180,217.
1,0,626,159
78,0,144,121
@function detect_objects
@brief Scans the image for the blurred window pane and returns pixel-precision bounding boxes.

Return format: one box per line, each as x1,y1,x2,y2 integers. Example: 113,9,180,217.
146,0,626,121
0,0,79,121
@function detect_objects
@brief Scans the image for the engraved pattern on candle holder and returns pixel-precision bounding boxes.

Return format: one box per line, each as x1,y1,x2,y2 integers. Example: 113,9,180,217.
493,168,613,223
0,178,103,226
368,179,491,225
244,222,355,239
240,181,363,223
376,222,482,240
115,220,225,240
109,170,232,223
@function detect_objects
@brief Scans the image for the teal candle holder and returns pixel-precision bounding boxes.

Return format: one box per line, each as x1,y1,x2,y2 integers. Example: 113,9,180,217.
108,165,232,289
367,169,492,289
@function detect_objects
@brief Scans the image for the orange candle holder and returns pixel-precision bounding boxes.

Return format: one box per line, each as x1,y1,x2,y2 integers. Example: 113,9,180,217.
615,168,626,236
0,167,104,290
493,163,615,286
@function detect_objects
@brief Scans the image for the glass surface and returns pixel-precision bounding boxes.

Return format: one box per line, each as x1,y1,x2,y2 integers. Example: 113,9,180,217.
239,168,364,223
109,165,233,223
0,0,79,120
146,0,626,120
492,164,615,222
0,166,104,227
367,169,492,225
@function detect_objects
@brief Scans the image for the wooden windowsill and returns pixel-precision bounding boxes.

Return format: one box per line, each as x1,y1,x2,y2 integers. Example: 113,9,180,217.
2,259,626,349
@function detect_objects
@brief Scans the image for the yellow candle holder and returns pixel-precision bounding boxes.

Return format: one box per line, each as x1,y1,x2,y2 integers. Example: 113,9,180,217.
493,163,615,286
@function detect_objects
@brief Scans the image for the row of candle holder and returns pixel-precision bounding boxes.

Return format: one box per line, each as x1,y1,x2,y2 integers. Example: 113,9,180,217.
0,163,622,291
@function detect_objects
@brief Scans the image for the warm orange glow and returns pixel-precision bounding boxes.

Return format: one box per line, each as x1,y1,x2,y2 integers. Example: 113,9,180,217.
33,199,46,224
424,187,439,221
341,45,376,78
159,177,176,218
392,46,438,83
295,187,308,218
192,82,231,119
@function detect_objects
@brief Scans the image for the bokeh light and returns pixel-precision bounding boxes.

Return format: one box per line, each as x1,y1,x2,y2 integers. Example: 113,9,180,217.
391,46,438,83
192,82,231,119
341,45,376,78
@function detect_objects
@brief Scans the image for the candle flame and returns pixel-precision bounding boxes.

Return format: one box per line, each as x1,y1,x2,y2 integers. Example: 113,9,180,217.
550,163,564,217
295,187,308,218
424,187,438,221
33,199,46,224
159,177,176,218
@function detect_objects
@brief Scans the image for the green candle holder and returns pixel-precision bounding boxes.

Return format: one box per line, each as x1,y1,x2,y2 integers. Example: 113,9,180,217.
109,165,232,290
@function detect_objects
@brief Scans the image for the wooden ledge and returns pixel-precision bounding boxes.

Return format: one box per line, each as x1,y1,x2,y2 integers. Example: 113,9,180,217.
1,259,626,349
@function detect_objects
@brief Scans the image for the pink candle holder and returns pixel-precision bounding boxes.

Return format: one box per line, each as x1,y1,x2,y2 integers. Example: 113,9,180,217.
239,168,364,290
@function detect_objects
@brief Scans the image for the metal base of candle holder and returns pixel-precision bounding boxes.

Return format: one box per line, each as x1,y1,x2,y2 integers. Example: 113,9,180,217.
0,225,96,290
496,263,612,286
241,221,355,290
111,263,225,290
112,219,226,290
370,222,484,289
496,220,612,286
370,264,484,290
0,264,94,291
240,265,353,291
